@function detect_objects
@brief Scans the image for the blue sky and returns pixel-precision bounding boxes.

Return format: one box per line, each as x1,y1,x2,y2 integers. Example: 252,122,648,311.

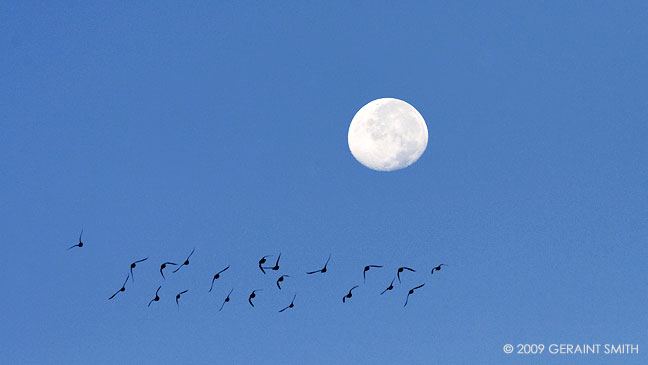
1,2,646,364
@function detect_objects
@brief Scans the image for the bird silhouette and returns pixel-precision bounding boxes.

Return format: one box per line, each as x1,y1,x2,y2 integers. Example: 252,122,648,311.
363,265,383,282
108,274,129,300
431,264,447,275
258,255,272,274
279,294,296,312
159,262,177,279
175,290,188,307
129,257,148,282
404,284,425,307
248,289,263,307
276,275,290,290
148,286,161,307
306,254,331,274
172,248,195,273
397,267,416,283
67,230,84,250
342,286,359,303
264,252,281,271
219,289,233,312
208,265,230,293
380,278,396,295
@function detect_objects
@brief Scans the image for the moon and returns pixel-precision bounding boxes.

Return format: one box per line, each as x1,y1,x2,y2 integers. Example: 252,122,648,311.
348,98,428,171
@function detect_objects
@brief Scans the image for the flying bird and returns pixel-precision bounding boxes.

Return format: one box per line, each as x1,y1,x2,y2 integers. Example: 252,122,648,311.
219,289,233,312
172,248,195,273
264,252,281,271
208,266,230,293
363,265,383,282
148,286,161,307
342,286,359,303
175,290,188,307
159,262,177,279
108,274,129,300
67,229,84,250
279,294,296,312
431,264,447,274
404,284,425,307
380,278,396,295
248,289,263,307
258,255,272,274
276,275,290,290
306,254,331,274
397,267,416,283
129,257,148,282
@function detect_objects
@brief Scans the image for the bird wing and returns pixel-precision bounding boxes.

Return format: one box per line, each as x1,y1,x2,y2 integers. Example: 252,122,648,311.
413,283,425,290
276,280,281,290
79,229,83,242
187,248,195,260
259,264,266,274
219,300,227,312
208,277,216,292
370,265,383,268
156,286,161,295
67,244,79,250
380,287,389,295
278,305,289,312
180,290,188,295
148,299,154,307
363,270,366,282
134,257,148,264
404,267,416,272
275,253,281,266
397,271,401,282
248,296,254,307
342,296,346,303
122,274,130,287
351,285,359,291
306,269,320,274
217,265,230,275
108,290,120,300
163,262,177,265
404,294,410,307
160,267,166,279
172,263,184,273
325,254,331,266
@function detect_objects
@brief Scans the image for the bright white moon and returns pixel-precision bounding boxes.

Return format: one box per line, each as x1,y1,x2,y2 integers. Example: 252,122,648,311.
348,98,428,171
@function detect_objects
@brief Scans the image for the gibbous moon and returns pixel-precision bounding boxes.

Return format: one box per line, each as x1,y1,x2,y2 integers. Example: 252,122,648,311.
348,98,428,171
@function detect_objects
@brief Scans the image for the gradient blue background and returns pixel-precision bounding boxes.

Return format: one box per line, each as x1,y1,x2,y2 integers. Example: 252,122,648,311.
1,2,646,364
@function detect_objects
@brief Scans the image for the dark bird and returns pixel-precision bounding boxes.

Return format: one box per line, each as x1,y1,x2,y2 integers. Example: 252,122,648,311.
175,290,188,307
219,289,233,312
67,229,84,250
342,286,359,303
172,248,195,273
363,265,383,282
306,254,331,274
264,252,281,271
276,275,290,290
148,286,161,307
108,274,129,300
404,284,425,307
380,278,396,295
397,267,416,283
248,289,263,307
159,262,177,279
431,264,447,274
208,265,230,293
129,257,148,282
279,294,296,312
258,255,272,274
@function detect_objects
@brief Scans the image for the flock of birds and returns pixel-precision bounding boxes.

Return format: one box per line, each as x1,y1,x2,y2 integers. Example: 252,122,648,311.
68,230,447,311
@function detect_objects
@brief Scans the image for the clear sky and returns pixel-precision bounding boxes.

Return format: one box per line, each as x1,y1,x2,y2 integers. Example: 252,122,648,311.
1,2,646,364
